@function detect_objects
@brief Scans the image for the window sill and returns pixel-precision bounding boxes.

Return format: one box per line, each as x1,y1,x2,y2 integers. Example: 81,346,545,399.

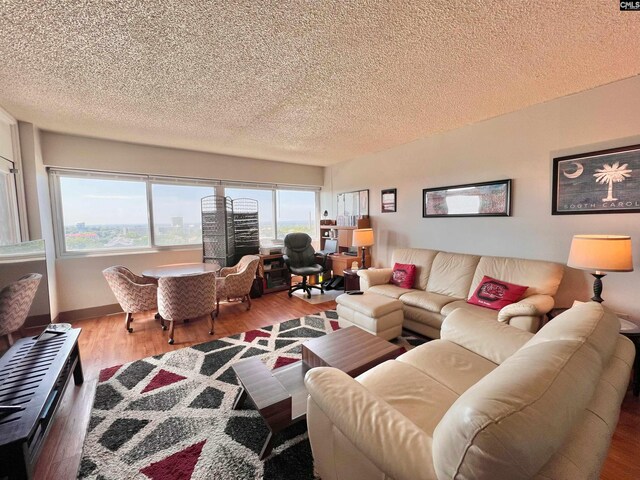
57,245,201,259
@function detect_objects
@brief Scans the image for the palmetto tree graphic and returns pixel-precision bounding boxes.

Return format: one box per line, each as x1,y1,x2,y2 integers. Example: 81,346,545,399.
593,161,632,202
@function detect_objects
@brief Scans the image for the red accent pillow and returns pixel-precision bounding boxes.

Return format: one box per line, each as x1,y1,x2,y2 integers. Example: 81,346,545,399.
390,263,417,289
467,275,528,310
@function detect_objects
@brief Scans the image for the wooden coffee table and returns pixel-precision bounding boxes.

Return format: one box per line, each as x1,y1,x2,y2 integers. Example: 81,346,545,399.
232,326,404,459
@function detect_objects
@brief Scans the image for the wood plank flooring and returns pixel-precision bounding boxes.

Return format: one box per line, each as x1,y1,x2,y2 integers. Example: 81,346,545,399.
4,291,639,479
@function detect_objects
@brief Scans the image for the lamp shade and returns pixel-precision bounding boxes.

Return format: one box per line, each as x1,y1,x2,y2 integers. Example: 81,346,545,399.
567,235,634,273
352,228,375,247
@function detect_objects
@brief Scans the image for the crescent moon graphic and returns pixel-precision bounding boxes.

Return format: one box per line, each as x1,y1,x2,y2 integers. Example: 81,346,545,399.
563,161,584,179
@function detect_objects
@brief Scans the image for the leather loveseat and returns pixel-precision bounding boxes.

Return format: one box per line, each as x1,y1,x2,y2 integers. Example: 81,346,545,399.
305,302,634,480
358,248,564,336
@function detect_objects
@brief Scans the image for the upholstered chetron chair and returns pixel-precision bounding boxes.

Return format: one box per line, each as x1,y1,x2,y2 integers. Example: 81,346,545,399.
0,273,42,346
216,255,260,315
157,272,217,345
102,266,158,333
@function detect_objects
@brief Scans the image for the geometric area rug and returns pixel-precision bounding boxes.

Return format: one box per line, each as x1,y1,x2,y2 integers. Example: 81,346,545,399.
77,310,428,479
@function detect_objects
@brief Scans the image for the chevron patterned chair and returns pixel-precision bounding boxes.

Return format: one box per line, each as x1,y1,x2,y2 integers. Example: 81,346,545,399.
158,271,217,345
102,266,159,333
0,273,43,346
216,255,260,316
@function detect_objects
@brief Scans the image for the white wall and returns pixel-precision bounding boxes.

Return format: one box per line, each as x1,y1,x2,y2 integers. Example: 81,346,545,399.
18,123,60,318
36,132,324,313
40,132,324,186
323,75,640,320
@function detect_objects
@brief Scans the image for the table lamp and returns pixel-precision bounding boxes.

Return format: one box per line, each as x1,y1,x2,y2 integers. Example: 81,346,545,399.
352,228,374,269
567,234,633,303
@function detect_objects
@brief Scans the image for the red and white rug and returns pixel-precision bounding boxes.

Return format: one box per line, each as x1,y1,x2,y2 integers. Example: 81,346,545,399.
78,310,427,479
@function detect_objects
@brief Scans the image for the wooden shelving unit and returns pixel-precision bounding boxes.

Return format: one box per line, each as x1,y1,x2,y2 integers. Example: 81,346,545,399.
319,217,371,252
259,254,291,294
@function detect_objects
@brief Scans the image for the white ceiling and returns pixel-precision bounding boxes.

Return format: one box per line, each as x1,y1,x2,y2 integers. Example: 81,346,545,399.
1,1,640,167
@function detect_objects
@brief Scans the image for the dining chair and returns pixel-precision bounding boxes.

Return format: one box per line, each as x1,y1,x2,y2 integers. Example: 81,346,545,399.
0,273,43,346
102,266,158,333
157,271,217,344
216,255,260,315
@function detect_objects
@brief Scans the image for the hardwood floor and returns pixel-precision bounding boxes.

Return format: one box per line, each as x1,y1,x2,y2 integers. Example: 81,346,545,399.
6,291,639,479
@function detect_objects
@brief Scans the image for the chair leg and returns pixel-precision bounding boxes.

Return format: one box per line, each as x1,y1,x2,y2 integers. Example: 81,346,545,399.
208,313,215,335
168,320,175,345
6,333,14,347
216,299,220,316
246,295,252,310
125,312,133,333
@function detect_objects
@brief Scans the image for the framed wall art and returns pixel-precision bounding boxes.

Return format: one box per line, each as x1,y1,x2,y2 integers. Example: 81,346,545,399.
381,188,397,213
336,189,369,225
422,179,511,218
552,144,640,215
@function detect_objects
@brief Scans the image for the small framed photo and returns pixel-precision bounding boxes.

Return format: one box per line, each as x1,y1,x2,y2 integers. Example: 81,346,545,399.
552,144,640,215
423,179,511,217
381,188,397,213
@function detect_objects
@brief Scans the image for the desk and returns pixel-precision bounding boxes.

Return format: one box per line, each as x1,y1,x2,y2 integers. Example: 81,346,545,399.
328,254,370,278
142,262,220,278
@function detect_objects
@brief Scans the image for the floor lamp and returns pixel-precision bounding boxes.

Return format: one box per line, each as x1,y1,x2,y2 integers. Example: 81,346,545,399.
352,228,374,269
567,234,633,303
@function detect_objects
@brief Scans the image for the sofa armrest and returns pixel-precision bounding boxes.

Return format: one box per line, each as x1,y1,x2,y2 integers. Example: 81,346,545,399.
357,268,393,290
305,367,436,480
497,294,555,323
441,308,534,364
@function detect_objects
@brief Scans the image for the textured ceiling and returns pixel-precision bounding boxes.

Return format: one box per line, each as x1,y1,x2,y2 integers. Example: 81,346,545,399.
1,1,640,166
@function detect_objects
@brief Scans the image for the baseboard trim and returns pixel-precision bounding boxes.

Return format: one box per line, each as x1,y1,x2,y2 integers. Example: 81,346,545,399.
59,304,123,323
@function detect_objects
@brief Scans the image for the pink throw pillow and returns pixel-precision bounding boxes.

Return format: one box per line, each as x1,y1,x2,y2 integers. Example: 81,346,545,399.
467,275,528,310
390,263,417,289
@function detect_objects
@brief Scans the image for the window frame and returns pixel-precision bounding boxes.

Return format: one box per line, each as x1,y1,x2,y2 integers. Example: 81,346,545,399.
50,168,319,257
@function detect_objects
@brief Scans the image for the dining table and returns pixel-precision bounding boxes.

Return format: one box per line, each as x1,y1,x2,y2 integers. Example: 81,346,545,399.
141,262,221,278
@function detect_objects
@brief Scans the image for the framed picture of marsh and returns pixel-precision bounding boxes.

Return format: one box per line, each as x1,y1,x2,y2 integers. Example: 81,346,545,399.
381,188,397,213
422,179,511,217
552,144,640,215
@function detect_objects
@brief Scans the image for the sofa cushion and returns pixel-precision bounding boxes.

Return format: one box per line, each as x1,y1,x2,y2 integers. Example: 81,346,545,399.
357,360,459,436
398,340,497,395
390,263,417,289
391,248,439,290
368,283,413,299
399,290,457,313
469,255,563,299
467,275,528,310
432,302,620,480
441,299,499,320
427,251,480,299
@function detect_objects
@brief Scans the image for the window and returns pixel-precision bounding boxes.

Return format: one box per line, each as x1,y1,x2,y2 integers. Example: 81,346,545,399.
225,188,274,241
0,158,20,246
58,175,150,251
51,169,319,255
277,190,316,239
151,183,215,246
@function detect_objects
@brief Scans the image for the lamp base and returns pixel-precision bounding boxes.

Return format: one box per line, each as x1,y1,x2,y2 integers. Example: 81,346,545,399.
360,247,367,269
591,272,606,303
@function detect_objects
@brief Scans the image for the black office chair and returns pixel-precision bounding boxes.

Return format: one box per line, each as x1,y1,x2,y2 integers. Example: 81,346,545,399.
283,233,325,299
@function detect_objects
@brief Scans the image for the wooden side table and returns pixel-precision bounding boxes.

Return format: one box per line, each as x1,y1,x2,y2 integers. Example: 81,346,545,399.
343,269,361,292
547,307,639,397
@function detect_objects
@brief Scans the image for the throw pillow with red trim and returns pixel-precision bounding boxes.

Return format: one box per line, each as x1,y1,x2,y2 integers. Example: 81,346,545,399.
467,275,528,310
389,263,417,289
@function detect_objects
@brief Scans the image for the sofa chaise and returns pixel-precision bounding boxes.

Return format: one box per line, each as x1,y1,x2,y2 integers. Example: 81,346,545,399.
356,248,565,337
305,302,634,480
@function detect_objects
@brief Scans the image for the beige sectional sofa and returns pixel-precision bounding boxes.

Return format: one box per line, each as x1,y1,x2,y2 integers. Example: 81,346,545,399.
305,302,634,480
358,248,564,337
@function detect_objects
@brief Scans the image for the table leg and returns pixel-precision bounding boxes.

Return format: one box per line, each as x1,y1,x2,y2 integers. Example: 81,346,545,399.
233,387,247,410
633,338,639,397
259,431,275,460
73,346,84,385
